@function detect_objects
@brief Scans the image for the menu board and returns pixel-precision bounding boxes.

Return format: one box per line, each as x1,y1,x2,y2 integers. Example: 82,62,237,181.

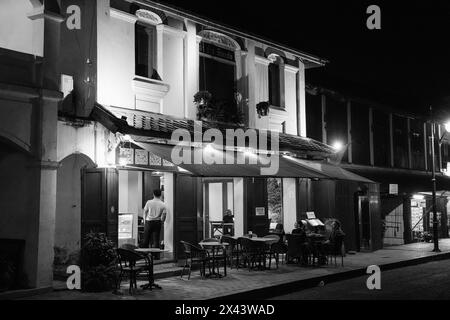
119,214,133,239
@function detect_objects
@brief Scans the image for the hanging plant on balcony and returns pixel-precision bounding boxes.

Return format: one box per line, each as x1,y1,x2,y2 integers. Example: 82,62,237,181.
194,91,244,125
194,91,214,121
256,101,270,118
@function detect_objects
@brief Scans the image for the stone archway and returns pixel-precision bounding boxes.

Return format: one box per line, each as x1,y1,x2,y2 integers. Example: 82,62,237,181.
54,153,94,268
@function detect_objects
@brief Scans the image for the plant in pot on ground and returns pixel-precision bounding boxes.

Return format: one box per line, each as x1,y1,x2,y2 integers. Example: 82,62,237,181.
0,256,16,292
80,232,117,292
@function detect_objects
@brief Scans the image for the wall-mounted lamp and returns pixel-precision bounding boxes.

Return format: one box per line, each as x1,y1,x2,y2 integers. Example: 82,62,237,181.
412,194,425,201
332,141,344,152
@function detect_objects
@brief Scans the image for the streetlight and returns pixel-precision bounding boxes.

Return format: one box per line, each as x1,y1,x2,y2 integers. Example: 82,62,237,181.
429,107,450,253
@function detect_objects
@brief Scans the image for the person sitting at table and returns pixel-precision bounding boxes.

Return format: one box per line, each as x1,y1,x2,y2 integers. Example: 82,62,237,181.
223,209,234,235
292,221,306,236
290,221,311,264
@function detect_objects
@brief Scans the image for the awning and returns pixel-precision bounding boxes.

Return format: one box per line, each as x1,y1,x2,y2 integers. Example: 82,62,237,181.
134,141,329,178
134,141,374,183
283,156,376,183
344,166,450,194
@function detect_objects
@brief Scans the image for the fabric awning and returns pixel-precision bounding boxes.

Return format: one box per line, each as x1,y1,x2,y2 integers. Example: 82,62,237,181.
283,156,376,183
133,141,374,183
134,141,329,178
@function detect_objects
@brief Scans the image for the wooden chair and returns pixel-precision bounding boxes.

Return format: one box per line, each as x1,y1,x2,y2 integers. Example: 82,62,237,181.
180,241,211,280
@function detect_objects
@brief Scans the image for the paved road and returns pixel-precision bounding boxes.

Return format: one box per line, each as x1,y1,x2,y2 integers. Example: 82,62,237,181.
270,259,450,300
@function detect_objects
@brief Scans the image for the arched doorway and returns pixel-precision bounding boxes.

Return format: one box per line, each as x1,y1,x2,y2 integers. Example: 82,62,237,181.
54,153,95,266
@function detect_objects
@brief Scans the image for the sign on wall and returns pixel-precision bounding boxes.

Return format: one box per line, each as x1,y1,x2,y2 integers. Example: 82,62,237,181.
255,207,265,216
389,184,398,195
117,146,175,168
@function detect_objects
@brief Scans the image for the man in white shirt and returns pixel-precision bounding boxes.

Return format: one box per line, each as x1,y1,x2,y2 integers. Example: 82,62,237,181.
142,189,167,250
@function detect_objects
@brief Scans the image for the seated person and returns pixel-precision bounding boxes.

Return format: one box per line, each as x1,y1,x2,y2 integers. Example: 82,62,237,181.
223,209,234,235
292,221,306,235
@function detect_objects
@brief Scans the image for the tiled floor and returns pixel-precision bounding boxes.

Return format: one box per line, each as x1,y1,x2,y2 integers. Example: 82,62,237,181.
22,240,450,300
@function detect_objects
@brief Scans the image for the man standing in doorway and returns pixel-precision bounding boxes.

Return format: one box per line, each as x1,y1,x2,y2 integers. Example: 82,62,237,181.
143,189,167,254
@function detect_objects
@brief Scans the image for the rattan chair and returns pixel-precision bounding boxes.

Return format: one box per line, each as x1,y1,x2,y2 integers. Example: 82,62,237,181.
180,241,211,280
221,235,240,269
116,248,151,294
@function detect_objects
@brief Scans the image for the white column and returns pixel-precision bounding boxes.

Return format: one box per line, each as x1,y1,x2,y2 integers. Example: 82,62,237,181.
164,173,174,253
233,178,244,237
283,178,297,233
297,60,307,137
246,40,257,129
254,55,270,130
184,21,199,119
36,91,61,287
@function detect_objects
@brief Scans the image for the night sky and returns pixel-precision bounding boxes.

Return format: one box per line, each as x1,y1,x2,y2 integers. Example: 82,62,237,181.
159,0,450,120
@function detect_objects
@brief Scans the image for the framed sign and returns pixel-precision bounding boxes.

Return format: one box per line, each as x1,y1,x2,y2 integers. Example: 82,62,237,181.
389,184,398,195
118,214,133,239
306,211,316,219
255,207,265,216
135,149,149,165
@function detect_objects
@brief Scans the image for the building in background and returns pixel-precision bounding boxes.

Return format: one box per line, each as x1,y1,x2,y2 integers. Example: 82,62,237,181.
306,84,450,249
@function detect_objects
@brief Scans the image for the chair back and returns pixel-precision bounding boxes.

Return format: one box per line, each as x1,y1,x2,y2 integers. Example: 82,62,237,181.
270,241,288,254
332,234,345,255
180,240,206,259
263,234,280,243
116,248,144,268
221,235,236,246
121,243,138,251
285,234,304,258
202,238,218,243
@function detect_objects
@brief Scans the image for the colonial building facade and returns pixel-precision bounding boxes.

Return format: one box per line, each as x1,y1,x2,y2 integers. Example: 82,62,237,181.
1,0,379,293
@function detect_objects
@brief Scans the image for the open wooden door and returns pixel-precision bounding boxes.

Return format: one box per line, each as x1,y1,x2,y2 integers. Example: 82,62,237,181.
246,178,269,236
174,175,202,259
81,168,118,247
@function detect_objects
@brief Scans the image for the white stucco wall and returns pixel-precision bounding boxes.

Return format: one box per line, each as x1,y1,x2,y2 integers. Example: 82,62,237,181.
161,26,186,118
0,0,43,56
57,120,114,166
97,1,136,109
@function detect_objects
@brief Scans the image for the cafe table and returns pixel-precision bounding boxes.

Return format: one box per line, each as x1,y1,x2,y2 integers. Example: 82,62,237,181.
198,241,229,278
135,248,168,289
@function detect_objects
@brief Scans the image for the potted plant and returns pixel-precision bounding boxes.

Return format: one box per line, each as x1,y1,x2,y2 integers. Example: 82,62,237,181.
194,91,214,121
80,232,117,292
0,257,16,292
256,101,270,118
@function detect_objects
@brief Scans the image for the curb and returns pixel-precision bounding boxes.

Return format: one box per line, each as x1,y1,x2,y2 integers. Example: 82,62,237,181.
209,251,450,300
0,286,53,300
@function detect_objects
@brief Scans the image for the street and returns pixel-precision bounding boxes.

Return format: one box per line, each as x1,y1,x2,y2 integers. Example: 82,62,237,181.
271,259,450,300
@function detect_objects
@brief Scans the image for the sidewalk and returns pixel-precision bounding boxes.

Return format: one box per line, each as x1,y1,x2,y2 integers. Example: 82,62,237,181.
19,240,450,300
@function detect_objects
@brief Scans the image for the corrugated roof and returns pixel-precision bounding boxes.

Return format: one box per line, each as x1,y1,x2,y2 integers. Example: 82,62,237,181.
91,103,335,157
